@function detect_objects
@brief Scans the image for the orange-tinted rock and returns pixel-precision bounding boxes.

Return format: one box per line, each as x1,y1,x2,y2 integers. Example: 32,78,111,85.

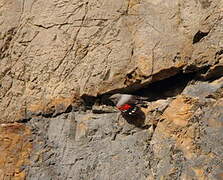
0,123,32,180
153,95,205,176
0,0,223,179
25,95,82,119
163,96,194,127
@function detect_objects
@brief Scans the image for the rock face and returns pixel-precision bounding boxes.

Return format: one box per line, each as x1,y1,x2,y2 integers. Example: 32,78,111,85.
0,0,223,179
0,123,32,180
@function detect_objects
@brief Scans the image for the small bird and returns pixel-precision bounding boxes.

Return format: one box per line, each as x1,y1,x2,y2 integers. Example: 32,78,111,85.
109,94,149,115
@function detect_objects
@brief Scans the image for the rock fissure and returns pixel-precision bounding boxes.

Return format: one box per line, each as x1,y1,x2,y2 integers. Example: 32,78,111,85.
12,70,219,124
1,0,223,179
193,30,209,44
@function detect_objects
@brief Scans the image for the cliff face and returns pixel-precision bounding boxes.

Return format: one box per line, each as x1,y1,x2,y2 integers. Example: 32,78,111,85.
0,0,223,179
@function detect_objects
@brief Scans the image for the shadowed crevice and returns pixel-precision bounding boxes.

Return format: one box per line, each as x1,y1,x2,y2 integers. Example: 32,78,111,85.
193,30,209,44
98,71,196,105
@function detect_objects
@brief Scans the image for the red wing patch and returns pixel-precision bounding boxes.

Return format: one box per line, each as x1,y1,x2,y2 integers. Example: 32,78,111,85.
117,104,133,111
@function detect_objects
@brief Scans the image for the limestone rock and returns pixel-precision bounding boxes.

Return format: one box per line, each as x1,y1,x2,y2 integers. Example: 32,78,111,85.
0,123,32,180
0,0,223,179
1,0,223,122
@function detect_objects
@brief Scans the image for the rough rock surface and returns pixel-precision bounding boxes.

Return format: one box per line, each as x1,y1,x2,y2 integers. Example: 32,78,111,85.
23,79,223,180
0,0,223,179
0,123,32,180
1,0,223,123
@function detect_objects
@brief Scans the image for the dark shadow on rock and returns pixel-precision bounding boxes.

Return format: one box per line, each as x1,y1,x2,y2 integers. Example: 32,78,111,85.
133,72,196,100
193,30,209,44
121,108,147,128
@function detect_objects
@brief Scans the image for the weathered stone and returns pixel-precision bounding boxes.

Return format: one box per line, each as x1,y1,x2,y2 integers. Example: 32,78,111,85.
26,112,152,180
182,77,223,100
1,0,223,122
0,123,32,180
0,0,223,179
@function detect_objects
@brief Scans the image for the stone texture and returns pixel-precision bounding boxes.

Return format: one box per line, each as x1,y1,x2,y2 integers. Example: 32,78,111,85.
0,0,223,179
26,112,152,180
0,123,32,180
22,80,222,180
182,77,223,100
0,0,223,123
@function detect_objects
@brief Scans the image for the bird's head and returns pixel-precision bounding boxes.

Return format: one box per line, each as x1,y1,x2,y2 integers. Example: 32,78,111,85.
108,93,122,106
109,93,133,107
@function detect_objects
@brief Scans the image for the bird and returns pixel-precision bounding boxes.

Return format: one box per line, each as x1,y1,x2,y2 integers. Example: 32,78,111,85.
109,93,149,115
